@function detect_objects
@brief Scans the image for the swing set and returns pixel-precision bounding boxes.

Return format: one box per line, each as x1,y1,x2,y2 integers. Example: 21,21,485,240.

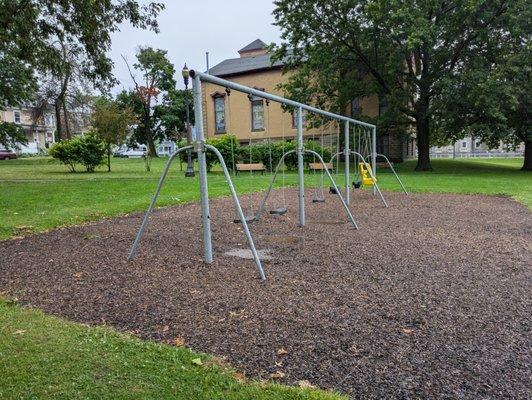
127,70,407,282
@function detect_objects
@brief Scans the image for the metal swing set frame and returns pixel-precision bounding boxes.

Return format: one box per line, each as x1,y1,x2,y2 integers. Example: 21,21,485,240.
128,70,406,282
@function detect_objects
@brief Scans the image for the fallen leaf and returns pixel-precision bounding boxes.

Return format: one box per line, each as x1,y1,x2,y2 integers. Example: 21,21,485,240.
174,337,186,347
162,325,170,332
297,380,316,389
73,272,84,279
274,361,283,368
232,372,246,382
349,344,362,354
191,358,203,366
13,330,26,335
277,347,289,355
402,328,414,334
270,371,285,379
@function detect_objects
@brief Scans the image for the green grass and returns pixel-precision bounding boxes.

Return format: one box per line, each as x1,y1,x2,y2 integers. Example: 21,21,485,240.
0,299,343,399
1,156,530,240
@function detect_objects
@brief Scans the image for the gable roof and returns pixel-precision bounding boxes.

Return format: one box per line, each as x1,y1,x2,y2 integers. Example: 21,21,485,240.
208,49,295,78
238,39,267,53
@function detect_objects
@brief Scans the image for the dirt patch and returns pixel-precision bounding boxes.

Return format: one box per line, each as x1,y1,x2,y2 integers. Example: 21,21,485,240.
1,190,531,398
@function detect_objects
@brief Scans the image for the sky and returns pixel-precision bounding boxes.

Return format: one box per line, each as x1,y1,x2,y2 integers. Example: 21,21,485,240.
108,0,282,92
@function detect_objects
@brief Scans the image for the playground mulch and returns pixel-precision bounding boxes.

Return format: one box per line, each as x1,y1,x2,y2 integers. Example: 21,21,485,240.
1,190,531,399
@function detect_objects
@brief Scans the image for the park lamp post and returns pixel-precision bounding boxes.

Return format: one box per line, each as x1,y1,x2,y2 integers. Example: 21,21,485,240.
182,64,195,177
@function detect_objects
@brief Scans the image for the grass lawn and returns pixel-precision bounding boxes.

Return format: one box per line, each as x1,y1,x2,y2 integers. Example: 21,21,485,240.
1,156,530,240
0,299,343,400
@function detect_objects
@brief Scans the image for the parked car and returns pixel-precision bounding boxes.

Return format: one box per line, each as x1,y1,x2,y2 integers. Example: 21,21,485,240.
122,148,146,158
0,149,17,160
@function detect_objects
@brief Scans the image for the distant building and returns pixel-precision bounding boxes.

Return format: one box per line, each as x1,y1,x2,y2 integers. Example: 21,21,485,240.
0,103,56,153
202,39,414,162
430,137,524,158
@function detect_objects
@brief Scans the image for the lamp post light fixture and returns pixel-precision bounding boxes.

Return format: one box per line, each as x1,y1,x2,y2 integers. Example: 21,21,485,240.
182,63,195,177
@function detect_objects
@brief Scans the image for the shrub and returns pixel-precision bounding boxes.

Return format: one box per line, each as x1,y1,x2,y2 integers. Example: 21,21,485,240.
49,134,106,173
49,139,78,172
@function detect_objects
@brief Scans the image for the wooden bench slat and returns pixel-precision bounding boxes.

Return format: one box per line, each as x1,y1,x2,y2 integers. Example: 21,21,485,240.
308,162,333,171
236,163,265,171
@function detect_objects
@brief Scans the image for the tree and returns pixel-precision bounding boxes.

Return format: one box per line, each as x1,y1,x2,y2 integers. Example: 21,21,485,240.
0,122,27,150
0,0,164,106
91,98,137,172
432,7,531,171
121,47,176,157
272,0,523,170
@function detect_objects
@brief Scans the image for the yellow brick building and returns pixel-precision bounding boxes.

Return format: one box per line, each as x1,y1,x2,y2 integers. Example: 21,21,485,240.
202,39,414,161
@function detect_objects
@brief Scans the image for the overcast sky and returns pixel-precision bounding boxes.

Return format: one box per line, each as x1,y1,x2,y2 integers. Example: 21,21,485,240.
108,0,282,92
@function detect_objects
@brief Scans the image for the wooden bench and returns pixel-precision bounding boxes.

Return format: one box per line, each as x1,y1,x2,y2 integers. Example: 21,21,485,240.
376,161,393,169
236,163,266,175
308,162,333,171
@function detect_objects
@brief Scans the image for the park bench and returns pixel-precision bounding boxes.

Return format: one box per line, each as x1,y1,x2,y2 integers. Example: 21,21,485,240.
235,163,266,175
376,161,393,169
308,162,333,171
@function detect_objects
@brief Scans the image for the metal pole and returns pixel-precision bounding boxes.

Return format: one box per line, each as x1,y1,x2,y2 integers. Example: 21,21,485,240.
376,153,408,195
372,126,377,196
190,70,375,129
128,146,193,261
205,144,265,281
344,120,350,205
184,83,195,177
305,150,358,228
193,74,213,263
297,106,305,227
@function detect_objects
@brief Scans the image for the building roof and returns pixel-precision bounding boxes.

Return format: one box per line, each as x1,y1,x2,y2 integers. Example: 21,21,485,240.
238,39,267,53
208,53,285,77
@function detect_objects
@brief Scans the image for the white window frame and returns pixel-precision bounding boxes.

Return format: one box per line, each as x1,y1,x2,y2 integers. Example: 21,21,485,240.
13,110,21,124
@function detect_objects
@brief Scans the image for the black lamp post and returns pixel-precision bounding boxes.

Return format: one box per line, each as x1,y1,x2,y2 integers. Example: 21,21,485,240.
182,64,195,177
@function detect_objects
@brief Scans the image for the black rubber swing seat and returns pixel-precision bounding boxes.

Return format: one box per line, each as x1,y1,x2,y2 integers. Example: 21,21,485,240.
269,207,287,215
329,186,341,194
312,197,325,203
233,215,256,224
353,180,362,189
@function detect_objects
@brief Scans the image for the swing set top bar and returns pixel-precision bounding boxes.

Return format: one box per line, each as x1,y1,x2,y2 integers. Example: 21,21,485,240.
189,70,376,129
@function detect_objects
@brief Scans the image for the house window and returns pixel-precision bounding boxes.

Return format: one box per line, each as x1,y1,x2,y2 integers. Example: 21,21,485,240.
475,140,481,148
251,99,264,131
461,141,468,149
45,114,54,127
213,96,226,134
13,110,21,124
351,98,361,118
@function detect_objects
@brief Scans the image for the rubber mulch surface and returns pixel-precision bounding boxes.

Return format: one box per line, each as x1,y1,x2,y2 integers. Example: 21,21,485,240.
1,190,531,399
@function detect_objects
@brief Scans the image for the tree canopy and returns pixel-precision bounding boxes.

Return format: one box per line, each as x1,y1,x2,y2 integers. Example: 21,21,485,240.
273,0,529,170
0,0,164,105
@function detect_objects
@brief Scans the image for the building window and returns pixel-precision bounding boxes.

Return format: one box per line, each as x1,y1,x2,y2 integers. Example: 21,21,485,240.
213,95,226,134
13,110,21,124
291,109,306,128
45,114,54,127
351,98,361,118
475,140,481,148
461,141,468,149
251,99,264,131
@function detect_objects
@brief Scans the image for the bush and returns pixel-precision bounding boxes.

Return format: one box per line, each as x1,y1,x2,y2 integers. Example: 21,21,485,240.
174,135,332,173
49,134,106,173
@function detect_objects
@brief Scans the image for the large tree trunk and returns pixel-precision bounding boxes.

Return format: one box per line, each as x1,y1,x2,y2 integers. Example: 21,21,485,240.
415,115,432,171
62,99,71,139
107,143,111,172
146,135,157,157
522,134,532,171
54,102,62,141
